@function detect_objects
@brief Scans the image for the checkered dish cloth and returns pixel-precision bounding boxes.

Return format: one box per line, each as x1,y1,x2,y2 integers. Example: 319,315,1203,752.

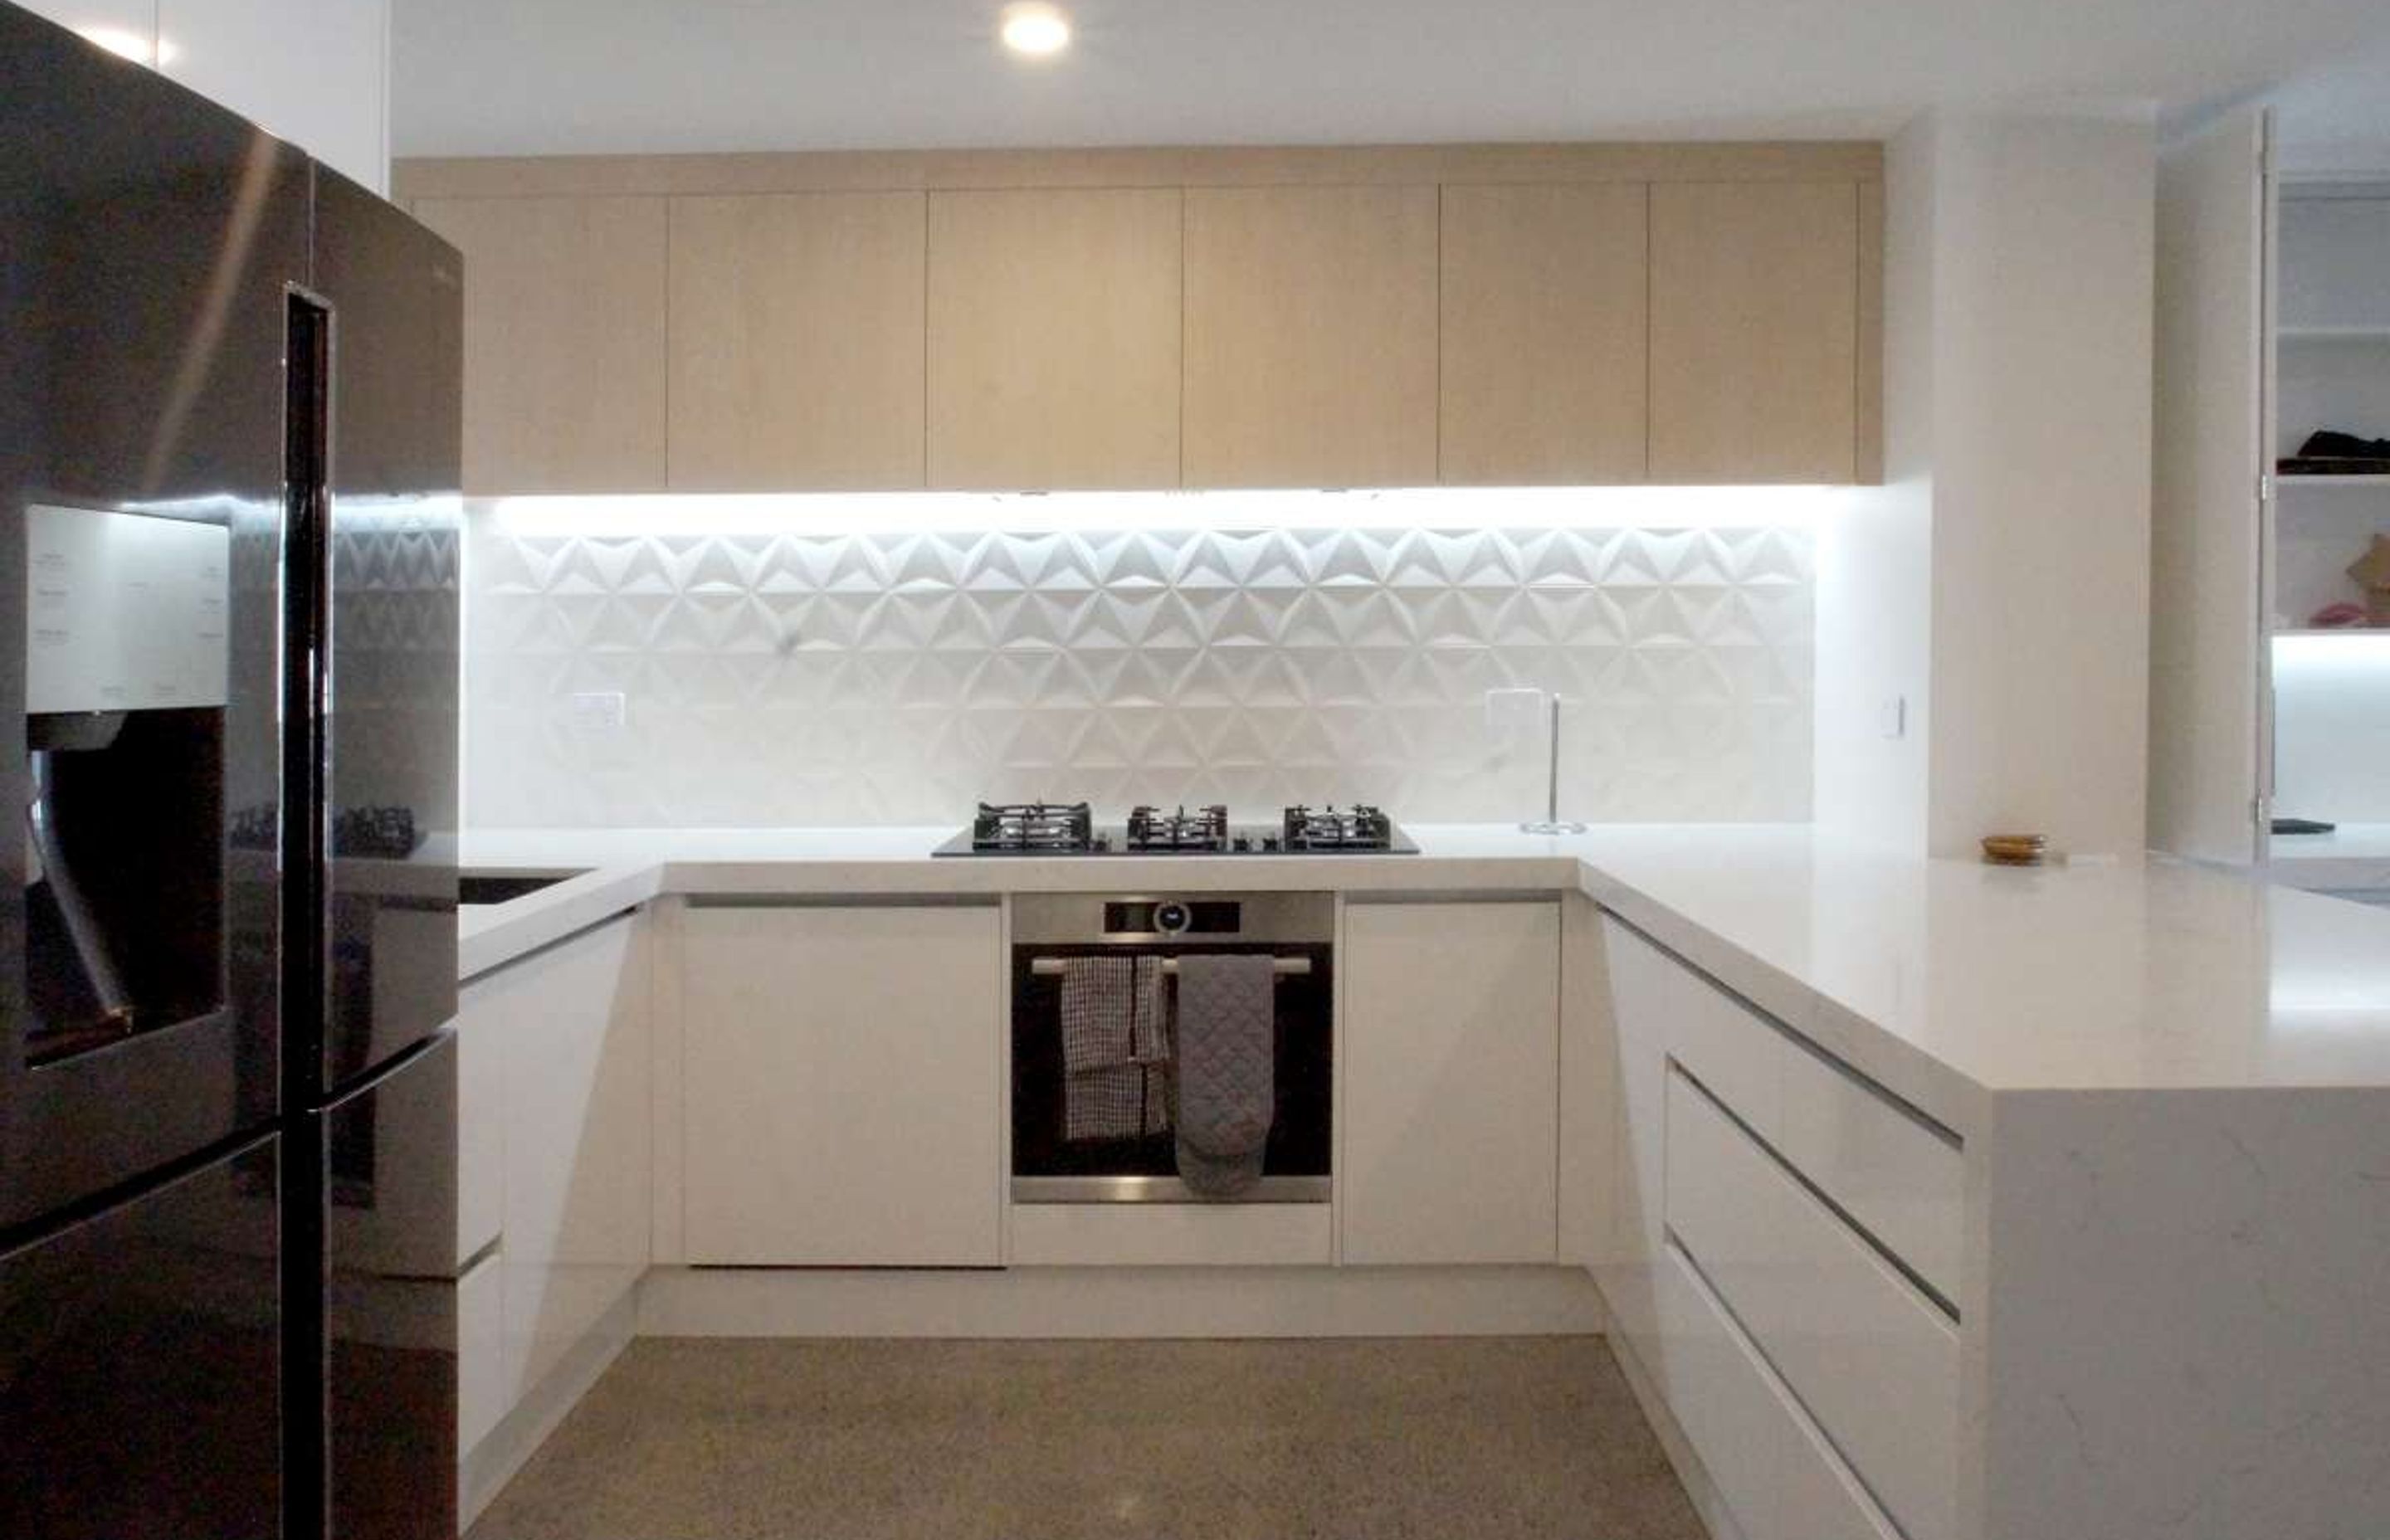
1062,956,1172,1140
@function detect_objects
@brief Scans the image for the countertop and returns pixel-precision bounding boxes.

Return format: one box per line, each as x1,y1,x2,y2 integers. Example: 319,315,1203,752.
2269,821,2390,893
455,823,2390,1136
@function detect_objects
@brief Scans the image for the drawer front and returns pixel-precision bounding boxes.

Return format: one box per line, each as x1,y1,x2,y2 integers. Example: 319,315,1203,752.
1776,1036,1963,1303
1656,1241,1904,1540
456,1250,507,1455
1666,1069,1959,1540
1658,950,1783,1138
1651,1241,1783,1539
1608,914,1962,1302
455,1000,504,1268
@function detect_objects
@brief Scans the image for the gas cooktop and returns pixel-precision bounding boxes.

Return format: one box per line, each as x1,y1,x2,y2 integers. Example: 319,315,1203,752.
933,802,1420,856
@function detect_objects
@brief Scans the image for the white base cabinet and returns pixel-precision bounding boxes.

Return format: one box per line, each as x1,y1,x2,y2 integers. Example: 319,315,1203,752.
1340,899,1561,1265
453,909,652,1455
679,901,1003,1268
1599,913,1956,1540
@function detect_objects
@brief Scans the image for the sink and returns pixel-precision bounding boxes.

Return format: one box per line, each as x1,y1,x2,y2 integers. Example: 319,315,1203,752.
458,870,590,906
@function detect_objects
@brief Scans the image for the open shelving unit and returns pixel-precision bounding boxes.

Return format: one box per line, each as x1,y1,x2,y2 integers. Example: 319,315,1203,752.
2272,180,2390,634
2266,179,2390,885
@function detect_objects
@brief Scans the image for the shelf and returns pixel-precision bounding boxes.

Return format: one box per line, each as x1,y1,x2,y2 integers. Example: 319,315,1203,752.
2272,627,2390,639
2277,475,2390,489
2280,324,2390,342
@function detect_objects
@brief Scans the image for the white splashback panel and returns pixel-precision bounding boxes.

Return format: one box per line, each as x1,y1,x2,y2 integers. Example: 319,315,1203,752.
464,509,1815,828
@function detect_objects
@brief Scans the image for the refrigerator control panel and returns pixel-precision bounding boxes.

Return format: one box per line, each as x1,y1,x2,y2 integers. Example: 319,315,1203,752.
26,504,231,714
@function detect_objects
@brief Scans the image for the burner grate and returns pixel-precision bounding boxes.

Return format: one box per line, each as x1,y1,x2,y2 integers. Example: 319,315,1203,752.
1125,804,1230,853
1282,803,1394,852
972,801,1094,853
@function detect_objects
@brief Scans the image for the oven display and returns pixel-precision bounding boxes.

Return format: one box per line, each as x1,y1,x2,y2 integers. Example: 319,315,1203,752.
1102,900,1241,937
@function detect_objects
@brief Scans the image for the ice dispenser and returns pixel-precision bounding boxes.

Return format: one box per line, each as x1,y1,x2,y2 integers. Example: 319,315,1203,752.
24,504,232,1062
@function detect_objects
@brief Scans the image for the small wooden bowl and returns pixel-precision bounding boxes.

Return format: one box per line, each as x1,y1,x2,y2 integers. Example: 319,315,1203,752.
1982,833,2051,865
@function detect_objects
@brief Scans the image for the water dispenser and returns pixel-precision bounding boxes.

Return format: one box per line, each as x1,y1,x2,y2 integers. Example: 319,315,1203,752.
24,504,232,1063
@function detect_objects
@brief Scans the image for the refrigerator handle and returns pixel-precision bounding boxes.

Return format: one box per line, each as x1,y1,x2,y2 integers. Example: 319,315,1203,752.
283,290,333,1062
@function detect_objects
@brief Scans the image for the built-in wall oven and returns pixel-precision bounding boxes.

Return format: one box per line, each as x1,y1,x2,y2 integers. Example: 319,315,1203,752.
1010,893,1332,1203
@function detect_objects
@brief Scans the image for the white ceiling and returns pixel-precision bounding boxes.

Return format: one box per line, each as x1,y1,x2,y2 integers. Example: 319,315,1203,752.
2267,30,2390,170
391,0,2390,159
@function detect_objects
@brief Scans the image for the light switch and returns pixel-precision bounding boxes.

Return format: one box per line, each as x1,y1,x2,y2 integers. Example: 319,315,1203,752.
1879,695,1908,741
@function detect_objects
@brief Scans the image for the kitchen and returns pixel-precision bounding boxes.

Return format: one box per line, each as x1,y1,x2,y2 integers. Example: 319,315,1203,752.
4,2,2390,1539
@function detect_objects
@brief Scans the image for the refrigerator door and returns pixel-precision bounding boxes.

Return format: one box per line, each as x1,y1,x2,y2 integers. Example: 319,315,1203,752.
290,1032,460,1540
0,1133,282,1540
0,2,307,1231
305,168,462,1099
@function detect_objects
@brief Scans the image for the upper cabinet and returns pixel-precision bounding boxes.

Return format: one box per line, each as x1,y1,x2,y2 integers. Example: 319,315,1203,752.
1182,185,1441,488
413,196,670,495
928,188,1183,490
23,0,389,192
671,192,928,491
1649,181,1863,483
393,144,1884,495
1440,183,1650,485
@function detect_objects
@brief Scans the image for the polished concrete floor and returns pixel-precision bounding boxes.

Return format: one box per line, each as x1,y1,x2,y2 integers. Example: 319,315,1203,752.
466,1336,1706,1539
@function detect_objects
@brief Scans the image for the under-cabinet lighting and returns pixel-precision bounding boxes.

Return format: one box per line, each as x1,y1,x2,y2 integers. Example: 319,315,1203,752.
484,487,1846,539
2273,631,2390,669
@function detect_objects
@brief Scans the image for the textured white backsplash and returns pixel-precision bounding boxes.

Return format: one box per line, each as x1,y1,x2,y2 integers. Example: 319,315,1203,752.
464,509,1815,828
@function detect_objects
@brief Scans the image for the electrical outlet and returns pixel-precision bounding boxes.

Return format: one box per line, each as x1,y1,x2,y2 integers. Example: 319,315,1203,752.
1485,687,1547,733
569,690,628,733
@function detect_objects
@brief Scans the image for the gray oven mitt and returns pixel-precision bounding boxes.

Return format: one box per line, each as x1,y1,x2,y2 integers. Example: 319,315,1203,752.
1173,953,1277,1198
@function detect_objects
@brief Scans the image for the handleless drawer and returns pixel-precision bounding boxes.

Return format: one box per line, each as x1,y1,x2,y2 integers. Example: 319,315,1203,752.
456,1249,507,1455
1655,1240,1903,1540
1609,916,1963,1302
1666,1068,1959,1540
1611,919,1782,1133
1775,1031,1963,1304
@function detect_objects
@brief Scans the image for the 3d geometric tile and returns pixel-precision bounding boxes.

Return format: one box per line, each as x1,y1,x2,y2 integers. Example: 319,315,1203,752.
465,513,1814,829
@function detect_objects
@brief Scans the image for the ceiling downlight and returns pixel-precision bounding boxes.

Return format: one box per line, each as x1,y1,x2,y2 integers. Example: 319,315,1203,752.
1000,2,1071,57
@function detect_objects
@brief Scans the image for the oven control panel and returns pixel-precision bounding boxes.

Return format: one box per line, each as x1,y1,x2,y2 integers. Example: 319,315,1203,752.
1102,899,1241,937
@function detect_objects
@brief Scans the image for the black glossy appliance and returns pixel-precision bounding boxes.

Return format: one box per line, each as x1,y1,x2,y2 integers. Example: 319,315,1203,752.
1,7,462,1538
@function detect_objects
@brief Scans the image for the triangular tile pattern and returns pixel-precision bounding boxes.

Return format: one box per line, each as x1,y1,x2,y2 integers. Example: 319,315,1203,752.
465,517,1815,829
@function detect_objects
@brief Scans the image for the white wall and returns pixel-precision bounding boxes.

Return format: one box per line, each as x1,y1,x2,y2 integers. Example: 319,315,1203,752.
1813,119,1936,850
1925,111,2158,857
462,493,1823,829
1817,108,2159,859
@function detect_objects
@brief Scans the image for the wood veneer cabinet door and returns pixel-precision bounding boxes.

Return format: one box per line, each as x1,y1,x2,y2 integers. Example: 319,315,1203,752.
667,191,927,490
1649,181,1861,484
1440,183,1650,484
414,195,669,494
927,188,1183,490
1182,184,1439,487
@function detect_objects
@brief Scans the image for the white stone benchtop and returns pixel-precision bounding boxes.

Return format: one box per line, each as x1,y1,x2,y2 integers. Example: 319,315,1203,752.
456,822,2390,1137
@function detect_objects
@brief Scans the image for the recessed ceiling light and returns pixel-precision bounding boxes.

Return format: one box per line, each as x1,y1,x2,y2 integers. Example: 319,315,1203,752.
1000,3,1071,58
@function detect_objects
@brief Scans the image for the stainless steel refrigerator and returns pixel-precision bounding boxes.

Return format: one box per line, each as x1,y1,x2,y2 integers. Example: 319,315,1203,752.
0,6,463,1537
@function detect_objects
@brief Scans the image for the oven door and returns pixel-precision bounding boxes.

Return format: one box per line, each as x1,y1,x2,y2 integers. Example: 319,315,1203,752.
1010,941,1332,1203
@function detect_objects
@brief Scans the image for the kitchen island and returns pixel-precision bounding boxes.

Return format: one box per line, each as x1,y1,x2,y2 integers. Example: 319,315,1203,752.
451,823,2390,1540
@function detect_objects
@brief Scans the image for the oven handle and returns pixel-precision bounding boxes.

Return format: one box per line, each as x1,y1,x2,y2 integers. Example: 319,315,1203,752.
1027,956,1310,978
